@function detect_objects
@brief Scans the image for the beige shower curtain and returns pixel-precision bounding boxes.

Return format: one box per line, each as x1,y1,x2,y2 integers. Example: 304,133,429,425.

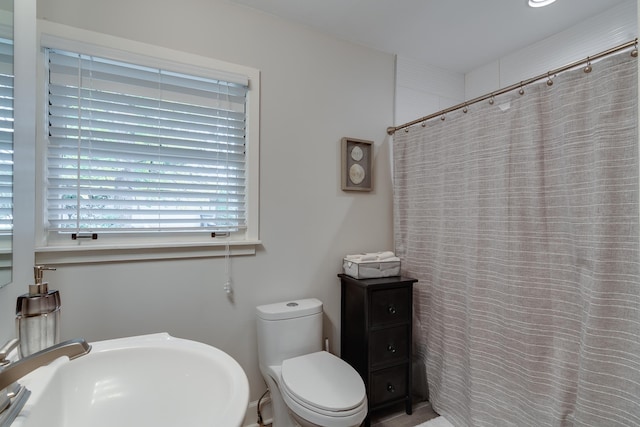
393,52,639,426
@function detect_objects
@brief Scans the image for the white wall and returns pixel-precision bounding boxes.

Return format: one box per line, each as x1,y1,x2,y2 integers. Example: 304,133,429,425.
465,0,637,99
395,57,465,126
395,0,637,127
0,0,396,414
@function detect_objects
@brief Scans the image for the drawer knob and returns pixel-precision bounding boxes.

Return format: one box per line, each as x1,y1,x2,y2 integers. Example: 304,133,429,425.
387,344,396,353
387,383,395,393
388,305,397,314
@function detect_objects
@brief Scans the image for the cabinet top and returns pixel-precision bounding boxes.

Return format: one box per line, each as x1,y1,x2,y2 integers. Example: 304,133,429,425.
338,273,418,288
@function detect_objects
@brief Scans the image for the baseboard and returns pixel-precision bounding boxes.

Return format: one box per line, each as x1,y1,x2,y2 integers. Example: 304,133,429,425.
243,396,273,427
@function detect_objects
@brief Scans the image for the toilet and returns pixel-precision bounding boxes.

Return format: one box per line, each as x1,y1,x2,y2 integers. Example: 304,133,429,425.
256,298,368,427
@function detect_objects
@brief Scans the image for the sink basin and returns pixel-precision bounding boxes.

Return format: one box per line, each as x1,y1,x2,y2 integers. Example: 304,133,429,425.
11,333,249,427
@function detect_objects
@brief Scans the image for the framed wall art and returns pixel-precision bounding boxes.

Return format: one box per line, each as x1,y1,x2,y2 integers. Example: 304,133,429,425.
341,137,372,192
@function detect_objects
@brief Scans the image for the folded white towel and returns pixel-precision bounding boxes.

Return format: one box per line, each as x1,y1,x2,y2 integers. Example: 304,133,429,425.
360,253,377,261
377,251,396,260
344,252,399,264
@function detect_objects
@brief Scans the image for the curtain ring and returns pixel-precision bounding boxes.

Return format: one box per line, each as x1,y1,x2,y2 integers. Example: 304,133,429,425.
583,57,592,73
546,72,553,86
462,103,468,113
489,95,495,105
421,121,427,127
632,40,638,57
519,82,525,95
440,114,446,121
404,127,409,133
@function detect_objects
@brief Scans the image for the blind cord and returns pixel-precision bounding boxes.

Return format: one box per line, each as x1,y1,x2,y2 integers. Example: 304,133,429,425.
223,241,233,301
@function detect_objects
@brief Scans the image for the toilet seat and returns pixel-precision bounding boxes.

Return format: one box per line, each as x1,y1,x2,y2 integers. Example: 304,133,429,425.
281,351,366,416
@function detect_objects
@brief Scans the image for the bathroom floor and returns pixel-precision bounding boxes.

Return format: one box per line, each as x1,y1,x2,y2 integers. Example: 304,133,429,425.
370,400,439,427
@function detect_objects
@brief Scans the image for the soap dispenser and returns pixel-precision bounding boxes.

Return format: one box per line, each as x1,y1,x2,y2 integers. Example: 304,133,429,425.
15,266,60,357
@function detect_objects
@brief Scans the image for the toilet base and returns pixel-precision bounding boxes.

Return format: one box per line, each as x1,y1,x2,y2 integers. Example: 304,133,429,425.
263,374,299,427
261,368,366,427
288,410,328,427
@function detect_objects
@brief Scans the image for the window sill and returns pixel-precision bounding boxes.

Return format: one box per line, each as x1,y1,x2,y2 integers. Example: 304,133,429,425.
35,240,261,265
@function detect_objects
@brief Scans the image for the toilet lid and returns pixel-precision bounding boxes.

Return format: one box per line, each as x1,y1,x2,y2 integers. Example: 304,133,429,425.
281,351,366,412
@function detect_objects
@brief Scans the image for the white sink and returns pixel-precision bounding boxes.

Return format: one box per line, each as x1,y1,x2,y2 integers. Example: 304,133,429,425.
12,333,249,427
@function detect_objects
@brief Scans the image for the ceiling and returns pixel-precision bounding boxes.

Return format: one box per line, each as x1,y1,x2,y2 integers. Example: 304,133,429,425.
227,0,634,73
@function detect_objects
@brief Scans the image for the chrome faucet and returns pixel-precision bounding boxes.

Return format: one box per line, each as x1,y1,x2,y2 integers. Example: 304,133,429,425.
0,338,91,426
0,338,91,391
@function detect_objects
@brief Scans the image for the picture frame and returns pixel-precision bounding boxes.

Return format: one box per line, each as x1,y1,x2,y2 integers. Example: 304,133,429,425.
341,137,373,192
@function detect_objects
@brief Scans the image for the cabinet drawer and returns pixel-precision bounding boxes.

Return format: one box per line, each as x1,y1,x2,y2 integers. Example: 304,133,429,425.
370,325,409,367
370,287,411,326
370,365,408,406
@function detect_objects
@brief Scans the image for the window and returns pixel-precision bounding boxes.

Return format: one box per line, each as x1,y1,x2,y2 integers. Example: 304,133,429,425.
40,40,259,252
0,35,11,236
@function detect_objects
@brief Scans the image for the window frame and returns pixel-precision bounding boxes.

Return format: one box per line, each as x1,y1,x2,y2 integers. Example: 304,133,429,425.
35,23,260,263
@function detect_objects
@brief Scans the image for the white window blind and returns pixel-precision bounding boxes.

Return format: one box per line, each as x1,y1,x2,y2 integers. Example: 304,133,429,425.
45,48,248,235
0,37,12,234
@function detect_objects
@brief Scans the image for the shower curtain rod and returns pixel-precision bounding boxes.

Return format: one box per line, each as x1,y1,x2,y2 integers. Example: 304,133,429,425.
387,38,638,136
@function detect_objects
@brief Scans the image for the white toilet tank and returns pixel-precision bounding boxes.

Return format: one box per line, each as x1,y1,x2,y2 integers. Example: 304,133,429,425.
256,298,323,369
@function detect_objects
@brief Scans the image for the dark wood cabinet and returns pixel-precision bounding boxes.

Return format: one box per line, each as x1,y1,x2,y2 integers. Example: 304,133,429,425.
339,274,417,425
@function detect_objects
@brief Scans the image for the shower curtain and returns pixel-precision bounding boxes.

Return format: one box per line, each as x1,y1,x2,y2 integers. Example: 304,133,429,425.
393,52,639,426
